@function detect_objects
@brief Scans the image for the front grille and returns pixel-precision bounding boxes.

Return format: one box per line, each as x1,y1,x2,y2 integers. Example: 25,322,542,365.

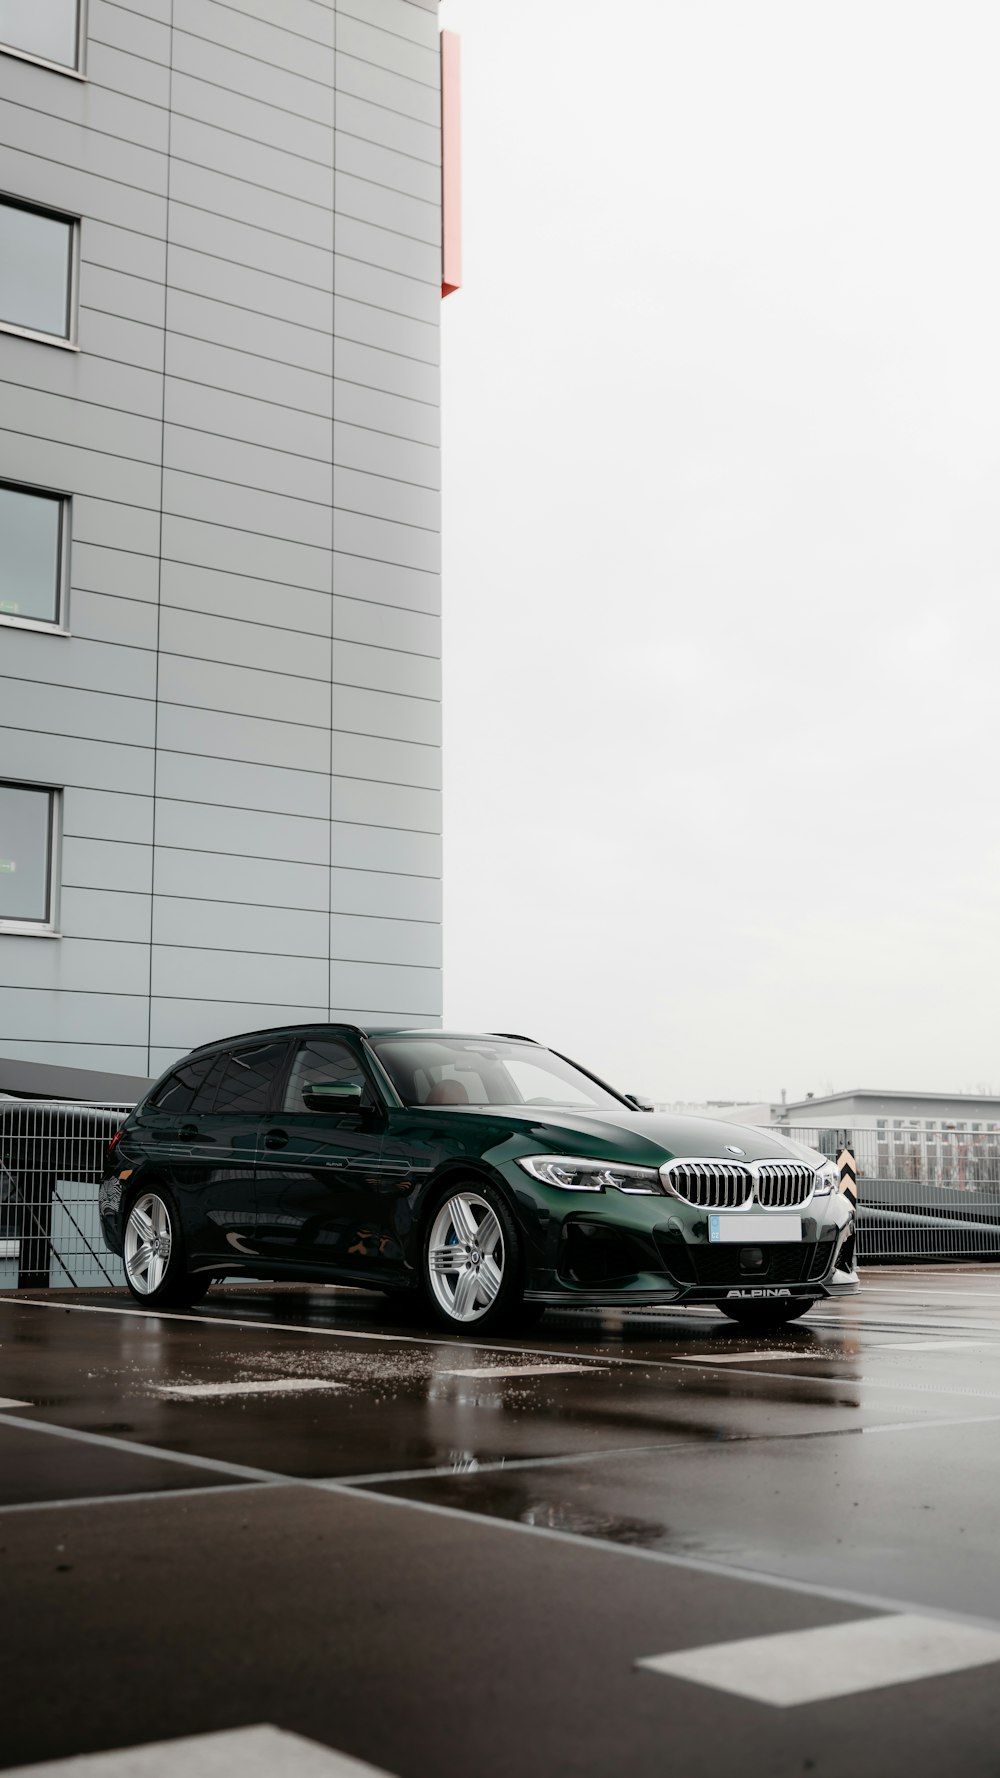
662,1161,753,1209
754,1162,815,1209
657,1237,817,1287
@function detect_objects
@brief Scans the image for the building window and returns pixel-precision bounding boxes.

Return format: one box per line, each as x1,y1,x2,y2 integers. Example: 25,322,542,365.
0,1,82,74
0,198,77,346
0,483,67,628
0,783,58,933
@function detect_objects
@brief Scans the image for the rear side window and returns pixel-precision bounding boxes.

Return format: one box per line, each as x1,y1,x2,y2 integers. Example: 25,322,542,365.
149,1054,218,1114
212,1042,288,1115
283,1037,371,1113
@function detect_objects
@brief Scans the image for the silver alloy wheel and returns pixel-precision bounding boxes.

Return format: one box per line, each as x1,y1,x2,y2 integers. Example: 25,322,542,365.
427,1190,504,1323
124,1191,172,1296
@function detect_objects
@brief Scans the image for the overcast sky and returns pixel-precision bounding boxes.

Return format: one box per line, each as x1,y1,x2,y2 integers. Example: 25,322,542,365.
436,0,1000,1103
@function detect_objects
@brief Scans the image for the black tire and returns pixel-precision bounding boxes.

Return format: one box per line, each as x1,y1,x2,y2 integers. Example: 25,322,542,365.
420,1178,528,1334
715,1297,815,1328
121,1184,208,1308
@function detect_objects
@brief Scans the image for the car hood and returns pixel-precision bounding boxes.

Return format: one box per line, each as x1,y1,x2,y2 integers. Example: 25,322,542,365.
449,1106,823,1169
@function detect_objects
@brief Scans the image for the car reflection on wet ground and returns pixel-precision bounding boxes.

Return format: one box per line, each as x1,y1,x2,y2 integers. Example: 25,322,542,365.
4,1269,1000,1778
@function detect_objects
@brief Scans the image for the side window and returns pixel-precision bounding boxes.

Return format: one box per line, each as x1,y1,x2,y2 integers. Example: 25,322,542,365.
283,1038,371,1114
212,1043,287,1116
150,1055,217,1114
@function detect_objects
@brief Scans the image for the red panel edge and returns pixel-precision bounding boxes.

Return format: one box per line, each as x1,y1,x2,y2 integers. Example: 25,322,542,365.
441,30,462,297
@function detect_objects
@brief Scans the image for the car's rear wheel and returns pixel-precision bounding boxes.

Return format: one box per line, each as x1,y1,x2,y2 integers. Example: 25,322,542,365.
122,1187,209,1308
421,1181,530,1333
716,1297,815,1327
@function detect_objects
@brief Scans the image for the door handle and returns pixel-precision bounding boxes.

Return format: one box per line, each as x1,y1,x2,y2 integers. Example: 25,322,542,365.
264,1129,289,1151
178,1125,198,1143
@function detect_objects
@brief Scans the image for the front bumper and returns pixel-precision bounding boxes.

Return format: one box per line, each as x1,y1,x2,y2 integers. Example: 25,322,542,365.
514,1175,858,1307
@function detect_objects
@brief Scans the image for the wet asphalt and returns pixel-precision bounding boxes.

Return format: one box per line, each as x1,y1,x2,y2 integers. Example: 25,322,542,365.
3,1270,1000,1776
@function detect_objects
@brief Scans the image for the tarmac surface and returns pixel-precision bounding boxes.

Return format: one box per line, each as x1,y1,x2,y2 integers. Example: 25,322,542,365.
3,1269,1000,1776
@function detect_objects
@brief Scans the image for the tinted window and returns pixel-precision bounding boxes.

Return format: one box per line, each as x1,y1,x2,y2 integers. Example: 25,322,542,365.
371,1037,625,1110
0,783,54,925
0,485,64,625
213,1043,287,1115
0,200,74,340
283,1038,371,1113
150,1055,217,1115
0,0,80,68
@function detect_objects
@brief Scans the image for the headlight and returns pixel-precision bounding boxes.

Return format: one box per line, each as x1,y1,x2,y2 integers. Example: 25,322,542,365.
516,1155,663,1193
813,1162,840,1196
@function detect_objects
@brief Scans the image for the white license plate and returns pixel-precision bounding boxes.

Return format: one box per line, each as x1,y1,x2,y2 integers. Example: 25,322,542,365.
708,1213,802,1244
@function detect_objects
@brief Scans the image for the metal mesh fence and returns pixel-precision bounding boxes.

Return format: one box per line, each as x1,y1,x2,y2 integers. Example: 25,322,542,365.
0,1099,130,1289
779,1124,1000,1260
1,1102,998,1288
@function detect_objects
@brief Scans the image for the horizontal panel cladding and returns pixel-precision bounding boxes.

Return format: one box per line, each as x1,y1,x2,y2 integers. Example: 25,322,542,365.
168,204,333,294
333,378,440,446
164,376,331,461
166,291,331,376
165,333,333,417
334,131,440,207
330,865,441,922
158,605,330,680
167,159,332,250
334,90,438,166
61,886,154,945
0,333,163,422
150,945,328,1008
160,515,331,591
330,819,440,876
79,309,165,375
329,913,440,968
170,115,333,209
329,958,440,1016
148,998,329,1052
153,798,329,867
0,1037,150,1073
62,836,153,895
334,597,440,657
335,52,438,127
82,220,168,285
159,560,331,636
0,986,148,1045
170,28,334,126
333,421,438,491
158,652,331,728
333,550,439,614
163,424,332,506
335,297,439,366
167,246,334,335
70,588,160,649
0,379,161,463
88,0,171,65
154,846,328,911
337,0,439,51
155,749,330,820
173,0,334,80
0,144,167,237
73,543,160,603
0,90,167,195
333,683,439,748
0,677,154,749
334,253,439,326
73,497,161,558
0,431,159,511
169,71,334,166
335,464,439,529
152,896,328,958
0,726,154,797
335,172,439,249
331,731,440,790
3,630,155,700
334,212,439,286
155,703,327,773
334,509,440,575
63,787,155,846
80,262,166,330
331,638,440,701
330,775,440,833
0,935,148,995
87,41,172,108
163,470,331,550
336,13,439,87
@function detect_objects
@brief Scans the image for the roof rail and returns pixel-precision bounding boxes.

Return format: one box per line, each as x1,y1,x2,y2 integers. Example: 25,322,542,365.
491,1032,538,1044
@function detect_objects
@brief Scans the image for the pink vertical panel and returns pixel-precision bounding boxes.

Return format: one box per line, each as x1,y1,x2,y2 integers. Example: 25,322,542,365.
441,30,462,297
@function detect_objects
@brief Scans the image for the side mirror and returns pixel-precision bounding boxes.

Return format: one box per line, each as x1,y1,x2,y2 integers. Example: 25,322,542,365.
303,1081,364,1114
625,1094,655,1113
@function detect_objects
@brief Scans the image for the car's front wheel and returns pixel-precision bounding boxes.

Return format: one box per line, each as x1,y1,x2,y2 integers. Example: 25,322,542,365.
716,1297,815,1327
421,1181,530,1333
122,1186,209,1308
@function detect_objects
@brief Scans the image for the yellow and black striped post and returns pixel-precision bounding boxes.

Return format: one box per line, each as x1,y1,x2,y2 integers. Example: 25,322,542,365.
837,1146,858,1206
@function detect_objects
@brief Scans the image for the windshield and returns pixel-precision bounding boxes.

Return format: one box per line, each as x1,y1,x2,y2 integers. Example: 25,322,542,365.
370,1037,626,1111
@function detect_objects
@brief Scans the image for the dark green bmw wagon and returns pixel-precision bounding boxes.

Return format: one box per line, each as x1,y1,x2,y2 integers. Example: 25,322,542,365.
101,1025,858,1332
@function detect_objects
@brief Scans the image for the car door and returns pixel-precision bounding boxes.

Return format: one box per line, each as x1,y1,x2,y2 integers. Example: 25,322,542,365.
254,1033,388,1279
143,1042,286,1272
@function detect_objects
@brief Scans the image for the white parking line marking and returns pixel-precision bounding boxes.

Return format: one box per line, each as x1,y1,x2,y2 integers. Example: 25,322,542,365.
637,1613,1000,1707
156,1379,346,1400
439,1364,595,1379
2,1724,397,1777
876,1340,996,1351
0,1396,28,1408
674,1351,832,1364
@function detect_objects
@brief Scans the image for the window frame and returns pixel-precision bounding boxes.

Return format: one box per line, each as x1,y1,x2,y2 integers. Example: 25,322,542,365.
0,0,87,80
0,478,71,634
0,781,61,937
278,1032,383,1118
0,193,80,350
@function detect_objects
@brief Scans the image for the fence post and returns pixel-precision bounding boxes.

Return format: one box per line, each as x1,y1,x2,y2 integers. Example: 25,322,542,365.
837,1146,858,1206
